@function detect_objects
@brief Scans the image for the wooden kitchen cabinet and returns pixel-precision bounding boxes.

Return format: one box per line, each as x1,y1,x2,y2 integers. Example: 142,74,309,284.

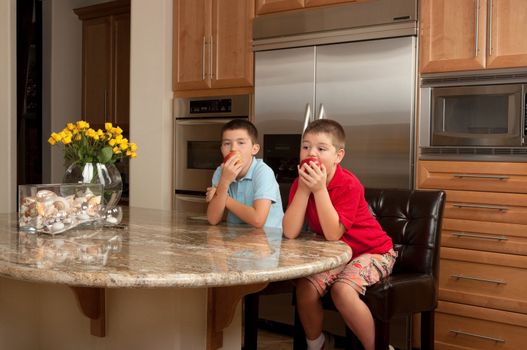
255,0,357,15
173,0,254,92
417,159,527,349
420,0,527,73
74,0,130,131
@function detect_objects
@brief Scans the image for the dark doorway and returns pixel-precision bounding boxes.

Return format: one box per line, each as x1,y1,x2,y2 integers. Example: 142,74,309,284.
17,0,43,186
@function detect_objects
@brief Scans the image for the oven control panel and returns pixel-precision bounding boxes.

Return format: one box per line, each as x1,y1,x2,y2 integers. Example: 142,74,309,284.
189,99,232,114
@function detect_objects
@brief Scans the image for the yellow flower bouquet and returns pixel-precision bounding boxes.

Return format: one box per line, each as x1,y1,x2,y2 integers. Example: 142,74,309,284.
48,121,137,165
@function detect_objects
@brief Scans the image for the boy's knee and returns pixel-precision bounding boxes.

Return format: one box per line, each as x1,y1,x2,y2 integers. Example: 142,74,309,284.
330,281,359,301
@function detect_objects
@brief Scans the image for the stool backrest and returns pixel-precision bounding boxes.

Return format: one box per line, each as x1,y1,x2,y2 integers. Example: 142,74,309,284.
364,188,446,276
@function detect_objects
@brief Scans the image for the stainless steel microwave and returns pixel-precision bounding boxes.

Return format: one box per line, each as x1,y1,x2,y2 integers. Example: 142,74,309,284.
419,70,527,159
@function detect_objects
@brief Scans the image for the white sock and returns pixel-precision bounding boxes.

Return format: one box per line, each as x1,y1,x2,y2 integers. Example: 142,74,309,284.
306,333,325,350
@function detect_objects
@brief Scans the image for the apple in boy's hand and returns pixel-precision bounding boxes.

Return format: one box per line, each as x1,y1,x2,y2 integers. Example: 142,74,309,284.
300,157,321,169
223,150,241,164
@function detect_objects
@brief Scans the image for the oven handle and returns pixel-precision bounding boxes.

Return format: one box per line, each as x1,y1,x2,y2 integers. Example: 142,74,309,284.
176,118,236,126
175,194,207,203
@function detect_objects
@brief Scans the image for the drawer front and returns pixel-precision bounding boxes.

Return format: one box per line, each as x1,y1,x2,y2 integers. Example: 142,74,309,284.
439,248,527,314
436,301,527,350
442,218,527,255
444,190,527,225
418,160,527,194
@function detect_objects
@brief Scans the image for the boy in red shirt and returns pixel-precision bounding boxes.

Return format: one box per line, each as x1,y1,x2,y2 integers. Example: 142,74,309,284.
283,119,396,350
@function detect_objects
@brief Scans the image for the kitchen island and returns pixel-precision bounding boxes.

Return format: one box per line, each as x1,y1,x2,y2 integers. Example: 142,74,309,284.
0,208,351,350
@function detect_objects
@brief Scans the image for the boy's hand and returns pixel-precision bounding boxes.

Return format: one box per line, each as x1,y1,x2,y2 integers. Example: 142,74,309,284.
299,162,327,193
205,186,216,202
220,156,243,185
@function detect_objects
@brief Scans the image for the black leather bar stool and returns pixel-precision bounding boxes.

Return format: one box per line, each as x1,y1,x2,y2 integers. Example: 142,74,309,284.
294,188,446,350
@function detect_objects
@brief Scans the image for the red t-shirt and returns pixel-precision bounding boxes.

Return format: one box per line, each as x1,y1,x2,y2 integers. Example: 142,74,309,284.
288,165,393,257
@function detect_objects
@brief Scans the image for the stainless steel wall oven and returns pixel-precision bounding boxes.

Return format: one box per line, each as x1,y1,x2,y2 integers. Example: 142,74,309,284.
173,95,250,210
419,69,527,160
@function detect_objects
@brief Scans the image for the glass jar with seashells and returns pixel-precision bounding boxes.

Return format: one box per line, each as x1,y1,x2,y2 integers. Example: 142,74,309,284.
18,183,104,234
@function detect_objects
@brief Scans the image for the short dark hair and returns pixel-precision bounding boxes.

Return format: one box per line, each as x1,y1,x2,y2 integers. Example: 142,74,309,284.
303,119,345,150
221,119,258,144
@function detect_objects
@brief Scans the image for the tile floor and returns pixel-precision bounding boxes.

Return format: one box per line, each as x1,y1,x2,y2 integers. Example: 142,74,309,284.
257,328,294,350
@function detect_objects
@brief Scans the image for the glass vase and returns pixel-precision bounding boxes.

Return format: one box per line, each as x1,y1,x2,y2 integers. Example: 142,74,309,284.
63,162,123,208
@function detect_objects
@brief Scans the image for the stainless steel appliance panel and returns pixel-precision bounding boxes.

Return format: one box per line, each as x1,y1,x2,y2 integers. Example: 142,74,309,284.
174,118,226,193
254,46,316,146
315,37,416,188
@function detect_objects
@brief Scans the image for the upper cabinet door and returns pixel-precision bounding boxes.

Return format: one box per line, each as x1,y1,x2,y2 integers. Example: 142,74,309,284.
211,0,254,88
173,0,211,90
420,0,487,73
255,0,304,15
486,0,527,69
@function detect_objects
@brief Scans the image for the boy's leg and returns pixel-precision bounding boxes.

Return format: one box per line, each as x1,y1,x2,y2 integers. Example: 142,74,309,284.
331,281,375,350
295,277,324,340
330,250,397,350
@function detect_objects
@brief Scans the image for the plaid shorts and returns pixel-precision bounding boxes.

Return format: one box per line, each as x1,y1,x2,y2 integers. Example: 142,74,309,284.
306,249,397,296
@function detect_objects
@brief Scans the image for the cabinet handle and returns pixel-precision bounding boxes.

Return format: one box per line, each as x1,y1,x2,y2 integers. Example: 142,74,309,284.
303,104,312,132
202,36,206,80
488,0,493,56
474,0,480,56
209,36,214,79
452,232,508,241
452,203,509,212
452,173,509,180
450,274,507,285
449,329,505,343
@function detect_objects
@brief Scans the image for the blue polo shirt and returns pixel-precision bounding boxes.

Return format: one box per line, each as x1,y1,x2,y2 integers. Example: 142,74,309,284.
212,157,284,228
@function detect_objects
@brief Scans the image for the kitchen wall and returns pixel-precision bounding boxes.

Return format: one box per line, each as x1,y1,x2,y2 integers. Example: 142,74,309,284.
129,0,173,210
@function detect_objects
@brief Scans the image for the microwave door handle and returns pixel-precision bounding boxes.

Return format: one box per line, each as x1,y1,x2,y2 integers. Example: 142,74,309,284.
318,104,326,120
176,118,236,126
303,103,312,132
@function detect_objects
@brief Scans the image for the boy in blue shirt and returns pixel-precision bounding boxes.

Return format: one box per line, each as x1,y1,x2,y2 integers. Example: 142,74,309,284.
206,119,283,228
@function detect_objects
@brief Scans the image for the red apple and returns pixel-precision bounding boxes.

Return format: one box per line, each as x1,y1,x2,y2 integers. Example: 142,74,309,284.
223,150,241,164
300,157,321,169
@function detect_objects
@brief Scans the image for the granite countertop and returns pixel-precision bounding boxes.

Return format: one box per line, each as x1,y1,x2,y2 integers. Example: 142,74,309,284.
0,208,352,288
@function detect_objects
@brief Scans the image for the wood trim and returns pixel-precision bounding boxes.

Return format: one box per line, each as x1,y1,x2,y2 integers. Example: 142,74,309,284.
173,86,254,98
74,0,130,20
70,287,106,337
206,283,267,350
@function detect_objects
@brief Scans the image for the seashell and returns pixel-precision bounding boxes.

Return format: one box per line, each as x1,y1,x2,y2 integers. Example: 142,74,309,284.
77,212,90,221
88,196,101,206
53,197,70,211
35,190,57,202
45,205,58,218
51,222,65,232
106,216,118,224
22,197,36,206
36,202,46,217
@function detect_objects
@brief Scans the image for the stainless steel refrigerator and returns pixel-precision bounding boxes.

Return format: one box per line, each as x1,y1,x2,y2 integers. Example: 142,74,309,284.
253,0,418,189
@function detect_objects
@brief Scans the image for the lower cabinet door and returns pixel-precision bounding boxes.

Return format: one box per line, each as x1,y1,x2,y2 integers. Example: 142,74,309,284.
436,301,527,350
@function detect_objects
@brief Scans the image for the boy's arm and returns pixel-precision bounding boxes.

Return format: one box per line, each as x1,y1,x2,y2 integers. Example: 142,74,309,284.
225,198,272,228
207,159,242,225
282,183,310,239
301,164,345,241
206,181,229,225
313,188,346,241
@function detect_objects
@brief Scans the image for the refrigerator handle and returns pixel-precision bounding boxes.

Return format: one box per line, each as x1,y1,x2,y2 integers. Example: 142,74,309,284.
303,103,312,132
318,104,326,120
